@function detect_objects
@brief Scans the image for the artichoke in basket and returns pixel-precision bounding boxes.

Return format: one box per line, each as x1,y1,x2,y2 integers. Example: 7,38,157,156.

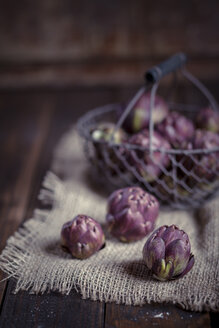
126,130,171,182
156,111,195,148
154,175,190,201
119,92,169,133
106,186,159,242
91,122,126,144
185,129,219,182
90,122,128,177
143,225,194,281
61,215,105,259
196,107,219,133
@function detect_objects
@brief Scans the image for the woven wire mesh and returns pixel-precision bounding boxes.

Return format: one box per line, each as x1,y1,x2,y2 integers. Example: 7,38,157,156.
77,102,219,209
77,64,219,210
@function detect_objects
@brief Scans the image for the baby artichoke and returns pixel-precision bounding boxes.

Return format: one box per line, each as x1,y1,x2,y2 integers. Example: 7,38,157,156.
106,186,159,242
119,92,169,133
143,225,194,281
156,111,195,148
186,129,219,181
126,130,171,182
61,215,105,259
91,122,126,144
90,122,127,176
196,107,219,133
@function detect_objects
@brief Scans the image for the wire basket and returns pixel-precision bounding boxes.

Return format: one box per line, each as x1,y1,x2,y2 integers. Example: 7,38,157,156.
77,53,219,209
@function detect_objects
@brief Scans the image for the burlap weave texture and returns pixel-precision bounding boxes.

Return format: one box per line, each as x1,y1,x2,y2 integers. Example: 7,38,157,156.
0,127,218,311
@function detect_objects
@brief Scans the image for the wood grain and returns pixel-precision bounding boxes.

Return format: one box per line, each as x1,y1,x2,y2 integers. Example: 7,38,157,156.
0,280,105,328
0,104,52,233
0,89,114,327
105,302,211,328
0,0,219,88
0,0,219,62
0,95,53,307
1,58,219,89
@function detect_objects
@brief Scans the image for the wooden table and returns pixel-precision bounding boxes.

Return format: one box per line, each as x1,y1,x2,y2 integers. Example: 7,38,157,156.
0,87,218,327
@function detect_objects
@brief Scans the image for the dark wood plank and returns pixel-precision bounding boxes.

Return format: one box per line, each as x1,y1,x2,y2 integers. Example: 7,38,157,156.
0,280,105,328
105,302,211,328
1,58,219,89
0,96,53,305
1,1,219,62
1,1,219,89
0,94,57,310
0,88,115,326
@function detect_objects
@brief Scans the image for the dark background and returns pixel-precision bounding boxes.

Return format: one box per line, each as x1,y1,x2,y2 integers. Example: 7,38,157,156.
0,0,219,89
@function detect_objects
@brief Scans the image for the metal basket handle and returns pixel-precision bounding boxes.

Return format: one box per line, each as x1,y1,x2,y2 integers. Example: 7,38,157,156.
145,52,187,83
146,53,187,154
111,53,188,149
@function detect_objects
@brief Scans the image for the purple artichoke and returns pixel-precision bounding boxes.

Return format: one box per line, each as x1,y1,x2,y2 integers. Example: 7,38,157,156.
91,122,126,144
106,187,159,242
196,107,219,133
61,215,105,259
155,175,190,200
90,122,127,176
194,129,219,150
186,129,219,181
156,111,195,148
143,225,194,281
120,92,169,133
126,130,171,182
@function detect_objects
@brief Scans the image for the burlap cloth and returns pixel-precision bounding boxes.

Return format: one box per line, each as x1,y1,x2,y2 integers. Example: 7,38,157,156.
0,126,218,312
